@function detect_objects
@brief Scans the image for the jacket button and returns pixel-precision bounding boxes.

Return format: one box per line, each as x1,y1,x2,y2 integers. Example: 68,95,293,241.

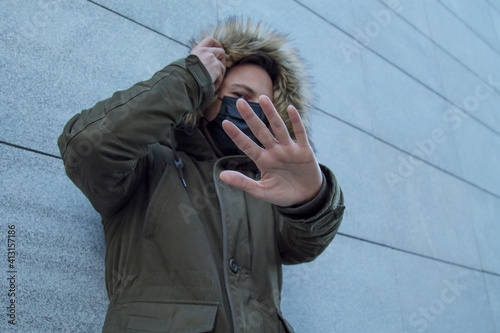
229,259,238,274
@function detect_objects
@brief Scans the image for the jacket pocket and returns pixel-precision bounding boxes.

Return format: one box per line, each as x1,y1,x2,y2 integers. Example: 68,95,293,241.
103,300,218,333
127,315,169,332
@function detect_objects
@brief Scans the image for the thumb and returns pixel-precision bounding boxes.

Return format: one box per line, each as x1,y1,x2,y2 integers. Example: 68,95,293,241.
220,170,258,194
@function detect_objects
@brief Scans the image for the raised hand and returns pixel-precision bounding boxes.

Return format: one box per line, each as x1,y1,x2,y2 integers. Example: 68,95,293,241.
190,37,226,91
220,95,323,207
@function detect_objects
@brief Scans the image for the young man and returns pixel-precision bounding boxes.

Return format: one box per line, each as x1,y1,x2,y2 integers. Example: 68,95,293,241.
59,19,344,332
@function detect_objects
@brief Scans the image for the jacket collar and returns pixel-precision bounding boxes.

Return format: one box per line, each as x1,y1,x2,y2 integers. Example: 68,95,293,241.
168,124,258,166
164,124,258,173
168,124,216,161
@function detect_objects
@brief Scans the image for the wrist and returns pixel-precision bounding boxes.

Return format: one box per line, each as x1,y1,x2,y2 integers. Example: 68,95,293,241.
291,174,324,208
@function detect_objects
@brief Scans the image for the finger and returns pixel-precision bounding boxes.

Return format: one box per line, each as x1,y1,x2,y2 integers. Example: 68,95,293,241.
197,36,223,49
214,72,223,91
287,105,309,146
219,58,226,76
219,170,260,193
236,98,277,148
258,95,292,144
221,120,262,160
205,47,226,63
214,62,226,91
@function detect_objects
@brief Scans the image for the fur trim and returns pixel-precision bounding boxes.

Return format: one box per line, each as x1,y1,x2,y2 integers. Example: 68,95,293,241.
188,18,314,139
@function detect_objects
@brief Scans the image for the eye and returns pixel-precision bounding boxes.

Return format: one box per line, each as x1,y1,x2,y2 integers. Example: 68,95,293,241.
233,92,247,100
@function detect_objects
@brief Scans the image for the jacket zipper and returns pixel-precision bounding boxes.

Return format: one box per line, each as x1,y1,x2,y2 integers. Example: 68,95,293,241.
213,157,238,333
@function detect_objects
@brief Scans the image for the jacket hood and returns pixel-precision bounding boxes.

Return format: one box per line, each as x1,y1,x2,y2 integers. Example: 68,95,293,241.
189,18,314,139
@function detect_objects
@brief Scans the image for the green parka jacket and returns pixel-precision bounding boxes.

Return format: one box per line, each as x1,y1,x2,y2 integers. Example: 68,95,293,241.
59,54,344,332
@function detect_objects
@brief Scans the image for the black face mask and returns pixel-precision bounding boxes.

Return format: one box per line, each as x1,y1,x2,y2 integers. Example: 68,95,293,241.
206,96,268,156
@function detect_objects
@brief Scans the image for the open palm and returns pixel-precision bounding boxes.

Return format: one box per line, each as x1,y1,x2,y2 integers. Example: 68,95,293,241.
220,95,323,207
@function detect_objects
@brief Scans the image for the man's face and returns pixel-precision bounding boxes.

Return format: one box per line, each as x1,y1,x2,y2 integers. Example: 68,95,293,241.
204,63,273,121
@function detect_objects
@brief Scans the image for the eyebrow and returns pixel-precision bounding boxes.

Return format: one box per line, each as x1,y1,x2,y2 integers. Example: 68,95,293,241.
229,83,256,96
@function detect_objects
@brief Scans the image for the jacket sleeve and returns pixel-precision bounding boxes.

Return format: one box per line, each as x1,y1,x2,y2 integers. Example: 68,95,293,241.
275,165,345,265
57,55,214,217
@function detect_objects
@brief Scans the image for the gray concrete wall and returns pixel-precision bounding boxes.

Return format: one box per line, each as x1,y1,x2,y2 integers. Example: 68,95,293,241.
1,0,499,332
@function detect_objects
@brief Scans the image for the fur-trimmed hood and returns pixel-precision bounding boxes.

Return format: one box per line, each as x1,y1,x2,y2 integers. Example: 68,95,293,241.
189,18,313,139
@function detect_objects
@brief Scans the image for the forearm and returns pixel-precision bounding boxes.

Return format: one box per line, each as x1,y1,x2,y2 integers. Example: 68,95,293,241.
58,55,213,215
276,165,345,264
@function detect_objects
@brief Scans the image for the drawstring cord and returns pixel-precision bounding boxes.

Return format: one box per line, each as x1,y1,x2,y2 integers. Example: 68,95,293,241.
169,124,187,188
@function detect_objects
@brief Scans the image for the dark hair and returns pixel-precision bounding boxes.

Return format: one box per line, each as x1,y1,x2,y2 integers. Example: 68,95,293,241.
230,52,280,84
